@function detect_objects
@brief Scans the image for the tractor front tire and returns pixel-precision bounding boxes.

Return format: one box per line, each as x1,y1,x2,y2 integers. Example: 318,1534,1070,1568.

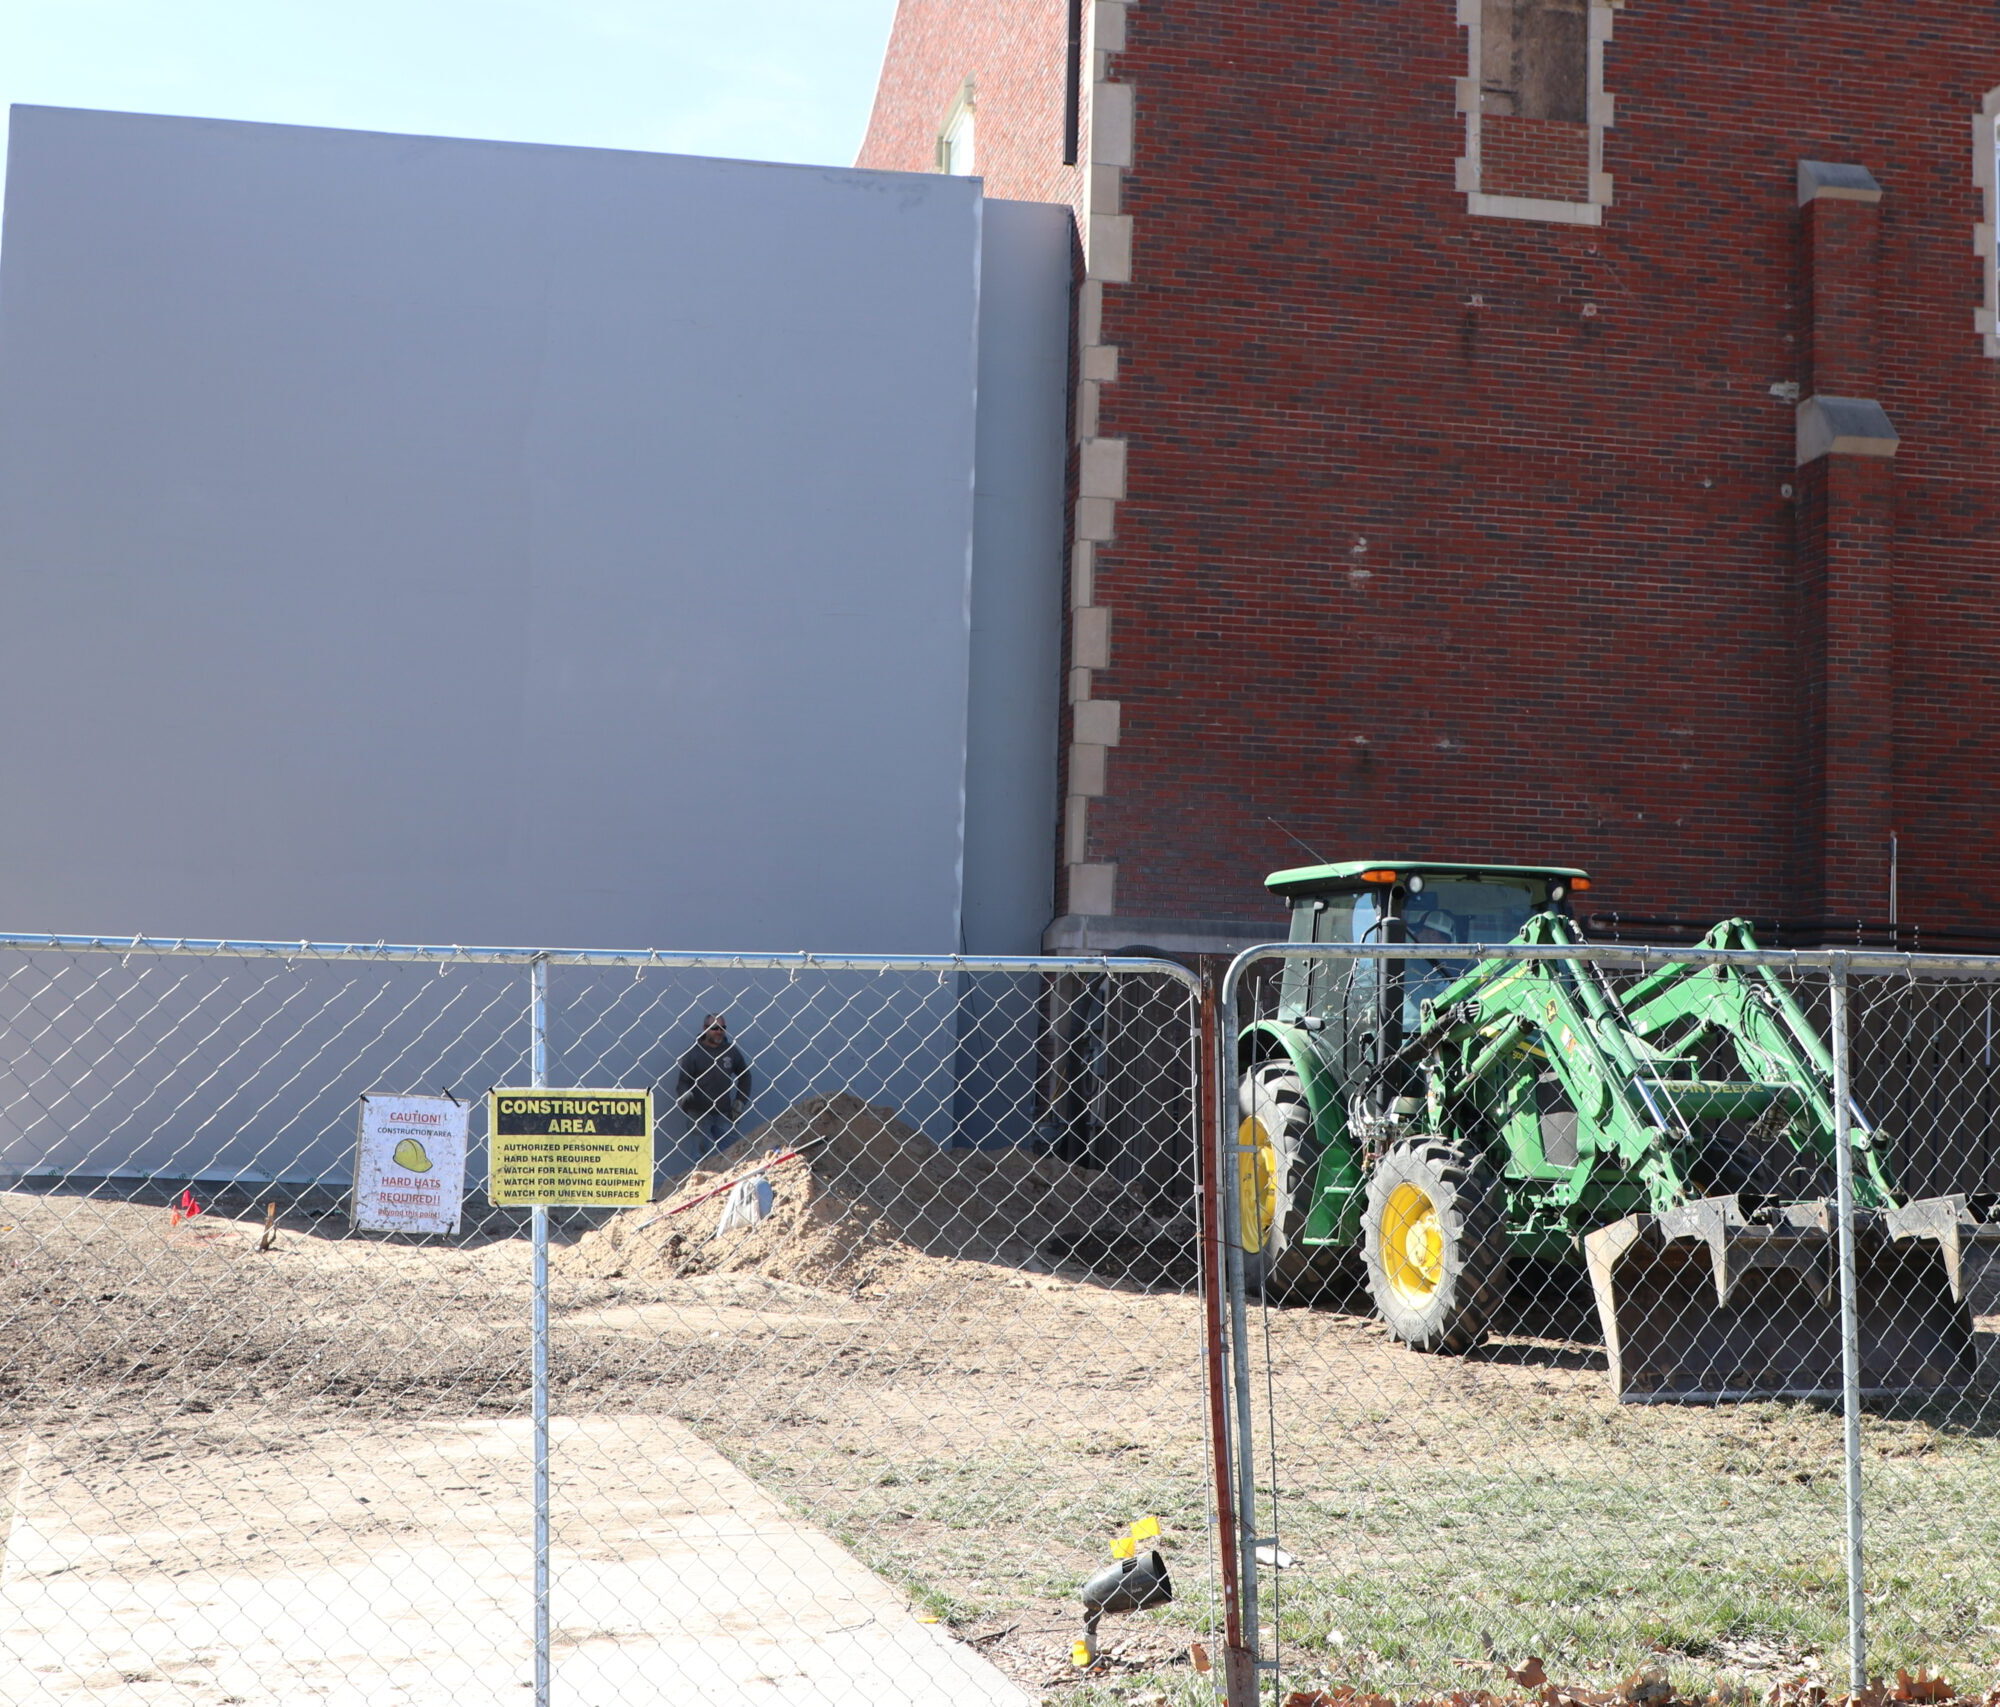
1361,1136,1508,1353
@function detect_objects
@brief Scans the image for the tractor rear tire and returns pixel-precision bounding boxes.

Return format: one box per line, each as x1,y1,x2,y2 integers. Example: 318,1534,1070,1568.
1238,1062,1344,1302
1361,1136,1509,1353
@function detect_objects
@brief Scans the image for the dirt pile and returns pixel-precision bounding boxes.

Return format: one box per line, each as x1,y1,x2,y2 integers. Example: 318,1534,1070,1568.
559,1091,1193,1292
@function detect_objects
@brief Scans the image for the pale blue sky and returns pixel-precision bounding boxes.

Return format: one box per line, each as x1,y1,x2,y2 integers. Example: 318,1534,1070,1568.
2,0,903,185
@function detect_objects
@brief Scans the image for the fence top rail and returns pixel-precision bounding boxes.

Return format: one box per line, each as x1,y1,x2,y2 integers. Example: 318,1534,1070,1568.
1221,939,2000,996
0,931,1205,986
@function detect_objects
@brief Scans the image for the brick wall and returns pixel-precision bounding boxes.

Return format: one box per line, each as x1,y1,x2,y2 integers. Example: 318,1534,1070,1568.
863,0,2000,941
1483,116,1591,201
856,0,1083,214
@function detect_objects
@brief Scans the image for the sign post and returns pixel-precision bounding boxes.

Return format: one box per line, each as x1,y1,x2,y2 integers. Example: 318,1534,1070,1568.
491,961,654,1707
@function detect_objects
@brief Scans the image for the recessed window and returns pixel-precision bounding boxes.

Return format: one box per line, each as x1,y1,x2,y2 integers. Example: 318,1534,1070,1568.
939,85,977,176
1457,0,1618,225
1976,87,2000,357
1483,0,1587,123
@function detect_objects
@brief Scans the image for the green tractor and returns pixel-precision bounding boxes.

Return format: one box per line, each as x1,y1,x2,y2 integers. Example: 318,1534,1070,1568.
1236,859,2000,1401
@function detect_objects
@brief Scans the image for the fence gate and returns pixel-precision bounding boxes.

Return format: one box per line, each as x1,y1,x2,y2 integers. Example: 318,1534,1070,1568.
1219,940,2000,1705
0,934,1219,1706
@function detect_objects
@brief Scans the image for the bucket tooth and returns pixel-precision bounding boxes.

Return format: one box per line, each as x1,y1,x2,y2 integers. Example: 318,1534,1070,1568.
1587,1196,1975,1403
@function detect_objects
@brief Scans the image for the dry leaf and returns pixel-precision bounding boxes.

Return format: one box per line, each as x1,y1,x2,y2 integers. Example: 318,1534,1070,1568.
1619,1672,1675,1707
1261,1660,1988,1707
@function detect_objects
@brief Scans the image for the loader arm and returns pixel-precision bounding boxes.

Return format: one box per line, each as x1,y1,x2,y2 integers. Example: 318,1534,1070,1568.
1615,918,1897,1207
1416,912,1699,1219
1415,914,1983,1401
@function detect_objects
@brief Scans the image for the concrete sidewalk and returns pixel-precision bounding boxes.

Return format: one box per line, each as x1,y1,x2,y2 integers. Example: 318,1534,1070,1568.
0,1414,1038,1706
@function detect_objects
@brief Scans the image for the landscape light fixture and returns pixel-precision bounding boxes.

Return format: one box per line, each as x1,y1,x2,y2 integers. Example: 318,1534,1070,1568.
1073,1517,1173,1666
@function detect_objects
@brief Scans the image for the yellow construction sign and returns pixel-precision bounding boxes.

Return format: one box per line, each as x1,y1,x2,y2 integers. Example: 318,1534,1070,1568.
488,1088,654,1205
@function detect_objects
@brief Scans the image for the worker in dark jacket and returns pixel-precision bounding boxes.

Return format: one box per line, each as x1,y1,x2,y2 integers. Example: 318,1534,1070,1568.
676,1013,751,1149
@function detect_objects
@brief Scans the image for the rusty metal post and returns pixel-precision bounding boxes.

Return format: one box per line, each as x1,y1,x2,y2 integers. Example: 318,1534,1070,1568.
1198,978,1259,1704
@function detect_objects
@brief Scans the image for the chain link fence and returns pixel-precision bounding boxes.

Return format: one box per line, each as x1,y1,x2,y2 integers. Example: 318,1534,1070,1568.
1218,940,2000,1706
0,935,1220,1706
18,925,2000,1707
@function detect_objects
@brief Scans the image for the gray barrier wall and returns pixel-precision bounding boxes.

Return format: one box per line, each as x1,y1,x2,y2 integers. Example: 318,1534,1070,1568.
0,105,1070,959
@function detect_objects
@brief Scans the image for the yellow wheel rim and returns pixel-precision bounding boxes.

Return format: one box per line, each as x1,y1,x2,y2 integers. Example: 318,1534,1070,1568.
1380,1182,1444,1301
1237,1114,1278,1255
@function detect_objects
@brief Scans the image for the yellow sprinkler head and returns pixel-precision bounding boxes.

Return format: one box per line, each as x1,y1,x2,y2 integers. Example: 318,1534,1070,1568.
1071,1636,1095,1669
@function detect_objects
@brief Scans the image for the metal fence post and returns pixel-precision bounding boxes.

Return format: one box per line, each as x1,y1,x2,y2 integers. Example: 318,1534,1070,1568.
1199,979,1259,1706
1829,953,1868,1690
1219,952,1265,1698
530,954,552,1707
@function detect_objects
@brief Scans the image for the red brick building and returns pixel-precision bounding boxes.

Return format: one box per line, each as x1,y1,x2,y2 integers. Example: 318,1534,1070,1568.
860,1,2000,953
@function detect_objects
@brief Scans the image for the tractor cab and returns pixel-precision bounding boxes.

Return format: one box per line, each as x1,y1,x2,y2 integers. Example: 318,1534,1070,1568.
1264,860,1590,1072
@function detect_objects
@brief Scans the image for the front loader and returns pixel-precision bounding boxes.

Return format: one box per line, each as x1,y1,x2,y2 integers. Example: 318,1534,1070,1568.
1236,860,2000,1401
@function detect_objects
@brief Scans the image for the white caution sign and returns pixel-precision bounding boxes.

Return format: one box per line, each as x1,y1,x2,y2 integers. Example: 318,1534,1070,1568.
354,1093,469,1234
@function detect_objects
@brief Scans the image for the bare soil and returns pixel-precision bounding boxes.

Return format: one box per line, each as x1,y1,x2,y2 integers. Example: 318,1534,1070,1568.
0,1101,1215,1702
8,1095,2000,1703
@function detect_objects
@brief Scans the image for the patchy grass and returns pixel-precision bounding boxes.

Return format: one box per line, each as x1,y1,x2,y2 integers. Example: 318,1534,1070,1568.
1244,1305,2000,1701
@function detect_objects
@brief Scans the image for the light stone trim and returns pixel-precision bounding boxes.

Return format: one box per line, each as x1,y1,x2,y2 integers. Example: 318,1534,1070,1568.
1086,213,1133,282
1071,745,1109,796
1455,0,1621,226
1091,81,1135,167
1064,796,1093,864
1795,395,1900,465
1798,160,1883,205
1468,192,1604,226
935,80,978,175
1073,605,1112,669
1091,0,1127,54
1067,863,1118,916
1976,87,2000,358
1070,541,1096,606
1075,378,1100,438
1064,0,1136,918
1073,698,1122,747
1074,496,1116,540
1078,278,1104,346
1078,436,1127,499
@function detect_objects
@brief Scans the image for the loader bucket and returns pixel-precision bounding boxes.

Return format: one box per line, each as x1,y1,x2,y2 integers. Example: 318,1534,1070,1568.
1586,1194,1987,1403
